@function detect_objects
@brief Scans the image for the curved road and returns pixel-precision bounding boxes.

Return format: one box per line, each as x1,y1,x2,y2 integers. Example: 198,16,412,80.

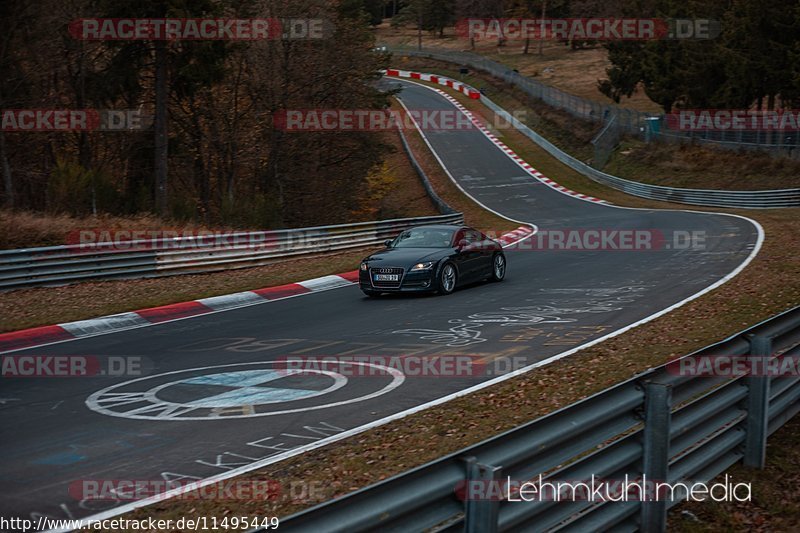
0,79,760,524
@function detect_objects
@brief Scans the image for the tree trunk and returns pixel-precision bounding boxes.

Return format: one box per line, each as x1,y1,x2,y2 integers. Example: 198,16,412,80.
76,40,94,215
417,10,422,51
538,0,547,56
0,130,13,208
194,153,209,221
154,39,169,216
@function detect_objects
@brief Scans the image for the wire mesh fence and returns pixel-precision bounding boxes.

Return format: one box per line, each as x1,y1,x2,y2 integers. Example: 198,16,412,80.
389,46,800,160
591,113,622,169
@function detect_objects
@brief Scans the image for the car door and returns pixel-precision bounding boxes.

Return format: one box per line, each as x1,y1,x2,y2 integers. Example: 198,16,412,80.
475,229,497,276
454,229,483,282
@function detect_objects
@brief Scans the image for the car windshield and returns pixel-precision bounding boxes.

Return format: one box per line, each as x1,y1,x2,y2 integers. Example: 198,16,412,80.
392,228,455,248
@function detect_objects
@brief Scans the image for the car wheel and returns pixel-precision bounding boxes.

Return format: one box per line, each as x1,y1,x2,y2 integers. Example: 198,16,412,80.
438,262,457,295
491,253,506,282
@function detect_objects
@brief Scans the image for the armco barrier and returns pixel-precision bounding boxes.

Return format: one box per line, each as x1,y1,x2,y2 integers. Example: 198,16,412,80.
389,47,800,157
0,213,463,290
394,122,457,216
268,306,800,532
386,68,800,208
387,69,607,205
481,97,800,209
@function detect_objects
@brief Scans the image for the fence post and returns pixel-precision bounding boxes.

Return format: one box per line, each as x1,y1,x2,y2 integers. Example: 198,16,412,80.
641,381,672,532
743,334,772,468
463,457,502,533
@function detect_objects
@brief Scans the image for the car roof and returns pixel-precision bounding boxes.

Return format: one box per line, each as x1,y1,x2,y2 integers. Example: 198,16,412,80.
406,224,467,231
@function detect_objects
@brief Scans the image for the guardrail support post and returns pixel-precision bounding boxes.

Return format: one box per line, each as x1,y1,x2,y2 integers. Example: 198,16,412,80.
463,457,502,533
641,381,671,533
744,334,772,468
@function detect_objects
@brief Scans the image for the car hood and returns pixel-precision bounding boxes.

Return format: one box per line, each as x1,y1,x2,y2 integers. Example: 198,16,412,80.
363,247,452,268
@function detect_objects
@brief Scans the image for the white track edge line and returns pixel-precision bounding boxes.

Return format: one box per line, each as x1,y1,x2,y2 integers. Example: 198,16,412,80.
396,75,608,206
395,96,539,241
395,77,765,249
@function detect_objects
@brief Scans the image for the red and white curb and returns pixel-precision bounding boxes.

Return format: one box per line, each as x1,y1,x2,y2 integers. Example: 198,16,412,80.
385,69,609,206
497,226,533,246
0,228,532,353
386,68,483,99
0,272,358,353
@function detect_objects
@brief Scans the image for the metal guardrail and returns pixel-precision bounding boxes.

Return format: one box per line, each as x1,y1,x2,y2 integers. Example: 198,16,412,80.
388,66,799,208
272,306,800,532
389,47,800,157
591,113,621,170
0,213,463,290
390,47,646,133
482,97,800,209
395,122,457,216
390,48,800,207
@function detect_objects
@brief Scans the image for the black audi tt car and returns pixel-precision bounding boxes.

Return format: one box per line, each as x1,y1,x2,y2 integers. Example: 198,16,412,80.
359,224,506,296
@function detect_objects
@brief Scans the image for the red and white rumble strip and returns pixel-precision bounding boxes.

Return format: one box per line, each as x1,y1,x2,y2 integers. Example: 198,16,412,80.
0,272,355,353
384,69,608,206
0,227,532,353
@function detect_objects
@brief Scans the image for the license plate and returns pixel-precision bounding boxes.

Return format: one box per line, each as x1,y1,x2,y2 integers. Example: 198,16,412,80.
374,274,399,281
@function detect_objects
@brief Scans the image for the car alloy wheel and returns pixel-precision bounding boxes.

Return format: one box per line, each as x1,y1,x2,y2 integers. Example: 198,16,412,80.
492,254,506,281
439,263,457,294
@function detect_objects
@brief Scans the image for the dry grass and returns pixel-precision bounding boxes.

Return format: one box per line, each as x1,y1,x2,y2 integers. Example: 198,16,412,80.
397,55,601,161
0,211,228,250
670,415,800,532
375,22,662,112
350,128,438,220
606,140,800,191
391,101,519,234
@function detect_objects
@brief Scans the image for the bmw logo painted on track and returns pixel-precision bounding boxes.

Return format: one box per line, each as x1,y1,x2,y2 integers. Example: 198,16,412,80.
86,361,405,420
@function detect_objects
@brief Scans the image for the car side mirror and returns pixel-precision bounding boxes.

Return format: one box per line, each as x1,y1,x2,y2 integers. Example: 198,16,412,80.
456,239,468,251
384,239,393,247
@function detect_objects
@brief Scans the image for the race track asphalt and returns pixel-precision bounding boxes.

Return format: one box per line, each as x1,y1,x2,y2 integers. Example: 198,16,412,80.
0,79,760,523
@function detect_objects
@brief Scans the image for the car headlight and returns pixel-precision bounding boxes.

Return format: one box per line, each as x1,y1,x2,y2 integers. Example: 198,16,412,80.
410,261,434,271
360,262,368,271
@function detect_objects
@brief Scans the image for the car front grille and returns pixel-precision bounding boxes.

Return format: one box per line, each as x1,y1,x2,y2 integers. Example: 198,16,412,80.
369,267,404,289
